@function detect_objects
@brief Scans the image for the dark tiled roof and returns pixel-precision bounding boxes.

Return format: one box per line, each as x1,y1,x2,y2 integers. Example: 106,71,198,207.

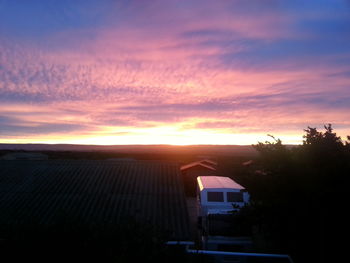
0,160,190,240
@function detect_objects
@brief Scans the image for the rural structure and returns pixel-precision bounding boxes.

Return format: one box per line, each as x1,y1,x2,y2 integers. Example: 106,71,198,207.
196,176,252,251
180,160,218,195
197,176,250,216
0,160,190,242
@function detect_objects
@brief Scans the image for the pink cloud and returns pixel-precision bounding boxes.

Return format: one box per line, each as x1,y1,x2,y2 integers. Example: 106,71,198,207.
1,1,349,144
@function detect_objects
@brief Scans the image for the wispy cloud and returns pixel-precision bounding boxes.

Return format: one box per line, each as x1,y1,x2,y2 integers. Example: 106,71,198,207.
0,0,349,144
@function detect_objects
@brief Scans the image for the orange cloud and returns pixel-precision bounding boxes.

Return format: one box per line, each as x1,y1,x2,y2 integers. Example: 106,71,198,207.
1,1,350,144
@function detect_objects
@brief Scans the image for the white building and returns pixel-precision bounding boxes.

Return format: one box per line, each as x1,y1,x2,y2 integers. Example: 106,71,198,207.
197,176,252,252
197,176,250,217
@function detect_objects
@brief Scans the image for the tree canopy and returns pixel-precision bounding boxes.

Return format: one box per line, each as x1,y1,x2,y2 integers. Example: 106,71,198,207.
235,124,349,263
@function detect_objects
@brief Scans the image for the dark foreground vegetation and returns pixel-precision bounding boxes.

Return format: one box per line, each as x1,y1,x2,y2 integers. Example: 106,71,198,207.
232,124,349,263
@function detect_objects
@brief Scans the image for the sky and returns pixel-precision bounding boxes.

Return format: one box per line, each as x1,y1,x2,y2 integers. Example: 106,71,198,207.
0,0,350,145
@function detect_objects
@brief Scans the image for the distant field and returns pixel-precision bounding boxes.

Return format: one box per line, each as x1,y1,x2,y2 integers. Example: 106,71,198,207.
0,144,258,158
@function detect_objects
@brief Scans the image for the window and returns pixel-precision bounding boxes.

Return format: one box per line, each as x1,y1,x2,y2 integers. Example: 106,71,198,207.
207,192,224,202
227,192,243,202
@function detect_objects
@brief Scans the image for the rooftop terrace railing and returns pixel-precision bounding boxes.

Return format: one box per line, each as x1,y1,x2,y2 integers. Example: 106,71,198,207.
187,249,294,263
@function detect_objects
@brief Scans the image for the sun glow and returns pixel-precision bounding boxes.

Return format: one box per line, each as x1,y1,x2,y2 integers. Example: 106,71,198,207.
0,124,304,146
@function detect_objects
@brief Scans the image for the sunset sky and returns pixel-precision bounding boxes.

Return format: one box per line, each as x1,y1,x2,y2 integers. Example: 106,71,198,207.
1,0,350,145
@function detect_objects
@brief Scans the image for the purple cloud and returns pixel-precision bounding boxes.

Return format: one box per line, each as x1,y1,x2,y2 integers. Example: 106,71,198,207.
0,1,350,144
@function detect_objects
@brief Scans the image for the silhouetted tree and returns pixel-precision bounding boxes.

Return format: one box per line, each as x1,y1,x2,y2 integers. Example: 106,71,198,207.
234,125,349,263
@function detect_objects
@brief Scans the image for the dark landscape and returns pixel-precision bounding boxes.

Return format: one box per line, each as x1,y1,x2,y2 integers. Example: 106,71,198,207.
1,126,348,262
0,143,257,156
1,1,349,262
0,144,256,263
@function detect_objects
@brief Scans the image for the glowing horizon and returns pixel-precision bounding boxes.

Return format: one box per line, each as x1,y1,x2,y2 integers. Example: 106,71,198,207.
1,1,349,145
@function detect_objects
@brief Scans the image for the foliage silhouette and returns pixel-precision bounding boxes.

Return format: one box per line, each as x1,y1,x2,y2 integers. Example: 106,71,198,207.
233,124,349,263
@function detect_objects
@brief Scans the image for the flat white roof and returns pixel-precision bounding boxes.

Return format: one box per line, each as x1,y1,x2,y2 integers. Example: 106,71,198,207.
197,176,244,191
